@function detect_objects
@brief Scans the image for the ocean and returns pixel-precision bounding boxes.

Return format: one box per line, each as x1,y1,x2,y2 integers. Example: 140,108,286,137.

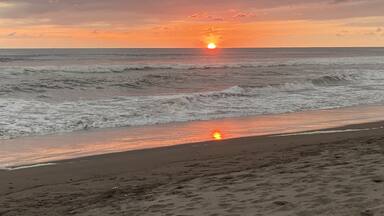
1,48,384,140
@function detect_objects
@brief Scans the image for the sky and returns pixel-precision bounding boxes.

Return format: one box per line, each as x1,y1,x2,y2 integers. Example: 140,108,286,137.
1,0,384,48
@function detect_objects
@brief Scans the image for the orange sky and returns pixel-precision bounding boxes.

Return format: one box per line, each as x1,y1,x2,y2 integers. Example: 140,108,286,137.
1,0,384,48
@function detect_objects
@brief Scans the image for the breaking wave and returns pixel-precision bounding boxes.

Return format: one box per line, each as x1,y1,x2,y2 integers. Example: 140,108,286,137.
1,74,384,139
310,74,358,86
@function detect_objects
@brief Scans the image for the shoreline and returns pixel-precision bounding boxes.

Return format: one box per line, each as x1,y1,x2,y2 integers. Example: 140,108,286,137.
1,120,384,215
2,119,384,170
2,104,384,169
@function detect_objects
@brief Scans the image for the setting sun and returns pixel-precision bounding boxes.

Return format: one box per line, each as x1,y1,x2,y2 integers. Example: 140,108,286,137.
207,43,217,49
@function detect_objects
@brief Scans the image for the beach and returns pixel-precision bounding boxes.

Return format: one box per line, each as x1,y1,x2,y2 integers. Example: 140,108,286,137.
1,121,384,216
1,48,384,215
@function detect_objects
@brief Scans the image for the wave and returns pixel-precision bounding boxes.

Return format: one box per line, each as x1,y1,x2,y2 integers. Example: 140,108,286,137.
14,63,286,74
0,71,363,96
310,74,359,86
1,63,299,75
2,75,384,140
1,55,383,75
2,66,381,98
0,58,14,62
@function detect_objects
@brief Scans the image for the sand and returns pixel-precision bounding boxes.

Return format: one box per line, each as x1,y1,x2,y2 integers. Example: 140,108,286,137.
1,121,384,216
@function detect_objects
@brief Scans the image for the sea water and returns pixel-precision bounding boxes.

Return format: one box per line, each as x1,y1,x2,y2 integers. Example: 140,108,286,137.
1,48,384,139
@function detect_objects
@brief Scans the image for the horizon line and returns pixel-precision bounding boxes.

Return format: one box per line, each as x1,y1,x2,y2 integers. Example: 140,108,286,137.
1,46,384,49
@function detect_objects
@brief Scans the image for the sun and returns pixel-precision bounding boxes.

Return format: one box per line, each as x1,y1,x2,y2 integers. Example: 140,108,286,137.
207,43,217,49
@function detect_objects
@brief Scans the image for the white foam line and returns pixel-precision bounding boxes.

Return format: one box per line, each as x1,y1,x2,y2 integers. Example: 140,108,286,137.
1,163,57,171
273,126,384,137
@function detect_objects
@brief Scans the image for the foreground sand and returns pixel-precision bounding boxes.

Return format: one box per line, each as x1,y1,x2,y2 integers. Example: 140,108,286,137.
1,122,384,216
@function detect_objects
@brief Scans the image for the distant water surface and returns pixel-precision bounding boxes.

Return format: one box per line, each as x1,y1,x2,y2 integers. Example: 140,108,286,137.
1,48,384,139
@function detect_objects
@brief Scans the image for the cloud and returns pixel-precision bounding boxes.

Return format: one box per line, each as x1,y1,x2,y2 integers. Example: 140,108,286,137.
7,31,16,37
0,0,383,28
188,12,224,22
1,0,384,48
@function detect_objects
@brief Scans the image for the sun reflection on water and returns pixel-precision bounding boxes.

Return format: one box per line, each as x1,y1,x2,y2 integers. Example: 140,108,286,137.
212,131,223,140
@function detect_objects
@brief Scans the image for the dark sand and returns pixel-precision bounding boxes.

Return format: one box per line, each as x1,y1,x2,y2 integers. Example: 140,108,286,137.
1,121,384,216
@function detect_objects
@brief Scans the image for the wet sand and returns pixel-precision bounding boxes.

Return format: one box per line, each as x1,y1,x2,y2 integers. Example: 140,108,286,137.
1,121,384,215
3,105,384,169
